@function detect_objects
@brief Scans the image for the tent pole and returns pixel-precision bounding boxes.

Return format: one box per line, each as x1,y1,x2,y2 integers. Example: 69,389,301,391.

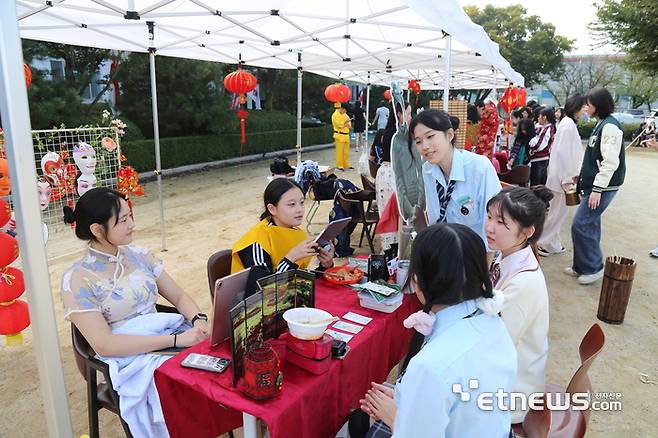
492,67,498,100
0,3,73,437
148,23,166,251
443,34,451,111
365,71,371,149
296,52,303,166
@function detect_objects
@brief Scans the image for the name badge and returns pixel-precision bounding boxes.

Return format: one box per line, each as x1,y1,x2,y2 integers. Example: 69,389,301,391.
456,195,475,216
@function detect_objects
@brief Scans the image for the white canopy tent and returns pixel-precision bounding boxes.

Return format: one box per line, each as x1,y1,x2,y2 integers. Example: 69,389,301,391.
17,0,523,252
2,1,523,436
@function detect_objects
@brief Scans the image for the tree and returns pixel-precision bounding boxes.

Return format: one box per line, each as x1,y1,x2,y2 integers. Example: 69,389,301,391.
545,56,623,106
465,5,573,87
618,70,658,111
21,40,114,129
117,54,233,138
591,0,658,74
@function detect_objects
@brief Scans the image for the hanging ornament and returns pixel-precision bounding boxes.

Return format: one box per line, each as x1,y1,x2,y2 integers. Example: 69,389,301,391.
0,267,25,303
0,199,10,228
0,233,19,267
24,63,32,88
408,80,421,95
324,83,352,108
0,299,30,346
383,89,392,101
224,67,258,147
117,166,144,197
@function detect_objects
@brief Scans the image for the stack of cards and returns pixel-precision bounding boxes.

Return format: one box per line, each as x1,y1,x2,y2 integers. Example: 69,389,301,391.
324,311,373,343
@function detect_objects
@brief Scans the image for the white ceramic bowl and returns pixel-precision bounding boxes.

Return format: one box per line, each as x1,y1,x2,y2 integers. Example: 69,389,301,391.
282,307,333,340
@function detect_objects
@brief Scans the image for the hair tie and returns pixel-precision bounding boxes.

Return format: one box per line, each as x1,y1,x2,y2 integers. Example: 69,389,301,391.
403,310,437,336
476,289,505,315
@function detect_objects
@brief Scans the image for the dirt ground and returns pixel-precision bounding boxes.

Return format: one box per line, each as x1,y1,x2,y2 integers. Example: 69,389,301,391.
1,145,657,437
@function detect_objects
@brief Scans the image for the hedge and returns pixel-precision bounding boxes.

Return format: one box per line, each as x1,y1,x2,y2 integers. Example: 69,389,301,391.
577,121,641,141
121,125,333,172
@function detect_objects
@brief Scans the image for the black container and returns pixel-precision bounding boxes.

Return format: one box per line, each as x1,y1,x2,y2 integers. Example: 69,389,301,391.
368,254,389,282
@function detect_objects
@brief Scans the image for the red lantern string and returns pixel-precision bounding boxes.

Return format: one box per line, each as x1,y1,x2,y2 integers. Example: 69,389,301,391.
224,68,258,147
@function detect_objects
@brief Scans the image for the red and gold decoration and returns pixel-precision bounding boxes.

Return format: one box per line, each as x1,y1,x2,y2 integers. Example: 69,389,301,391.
243,343,283,400
0,202,29,346
500,84,528,134
408,79,421,95
224,67,258,148
324,82,352,109
383,89,392,102
117,166,144,198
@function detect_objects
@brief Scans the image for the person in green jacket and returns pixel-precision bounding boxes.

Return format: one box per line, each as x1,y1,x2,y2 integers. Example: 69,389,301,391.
566,88,625,285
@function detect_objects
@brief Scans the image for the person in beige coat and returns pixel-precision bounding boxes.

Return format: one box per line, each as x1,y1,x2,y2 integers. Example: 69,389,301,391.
485,186,553,424
538,94,588,256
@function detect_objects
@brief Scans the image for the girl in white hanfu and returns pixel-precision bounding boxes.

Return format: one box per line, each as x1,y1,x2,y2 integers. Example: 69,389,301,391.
537,94,588,256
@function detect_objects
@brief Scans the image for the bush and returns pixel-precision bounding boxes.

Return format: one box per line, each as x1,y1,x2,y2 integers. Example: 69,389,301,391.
577,121,641,142
221,110,297,134
121,125,332,172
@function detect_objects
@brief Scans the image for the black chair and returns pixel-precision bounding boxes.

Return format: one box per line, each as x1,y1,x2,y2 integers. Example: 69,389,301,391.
360,174,378,214
338,190,379,253
207,249,233,301
71,303,176,438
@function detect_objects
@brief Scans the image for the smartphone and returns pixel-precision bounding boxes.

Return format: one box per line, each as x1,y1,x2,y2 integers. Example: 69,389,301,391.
331,340,348,359
180,353,231,373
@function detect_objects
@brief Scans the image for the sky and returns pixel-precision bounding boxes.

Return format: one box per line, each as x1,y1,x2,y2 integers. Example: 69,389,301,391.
458,0,619,54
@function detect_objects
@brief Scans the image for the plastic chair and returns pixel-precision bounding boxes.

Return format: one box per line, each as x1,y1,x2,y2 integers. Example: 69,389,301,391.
513,394,552,438
207,249,232,301
71,303,177,438
338,190,379,253
545,323,605,438
499,165,531,186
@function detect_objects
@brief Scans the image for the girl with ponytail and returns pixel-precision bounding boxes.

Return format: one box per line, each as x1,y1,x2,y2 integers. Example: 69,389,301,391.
485,186,553,425
352,223,516,438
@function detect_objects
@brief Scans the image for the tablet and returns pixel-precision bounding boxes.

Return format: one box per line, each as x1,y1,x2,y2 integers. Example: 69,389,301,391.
211,268,250,346
314,217,352,247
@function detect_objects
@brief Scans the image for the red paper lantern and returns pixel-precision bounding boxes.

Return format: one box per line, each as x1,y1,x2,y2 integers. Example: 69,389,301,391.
383,89,392,101
0,233,19,267
223,69,258,95
0,199,10,228
0,299,30,335
0,267,25,302
324,83,351,103
408,80,421,94
24,63,32,88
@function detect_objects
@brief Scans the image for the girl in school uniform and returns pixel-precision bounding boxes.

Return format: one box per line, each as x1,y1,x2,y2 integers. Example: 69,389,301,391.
485,186,552,424
231,178,334,274
410,109,501,245
528,108,557,186
352,223,517,437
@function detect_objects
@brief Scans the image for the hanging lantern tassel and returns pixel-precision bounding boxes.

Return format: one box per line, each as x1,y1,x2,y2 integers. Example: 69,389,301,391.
237,109,249,154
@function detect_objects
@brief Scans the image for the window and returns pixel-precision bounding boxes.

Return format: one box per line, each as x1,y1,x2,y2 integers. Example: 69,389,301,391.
49,60,64,81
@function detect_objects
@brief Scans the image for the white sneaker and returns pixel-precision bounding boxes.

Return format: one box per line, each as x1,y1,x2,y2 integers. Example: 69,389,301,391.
578,268,605,285
563,267,579,277
650,246,658,258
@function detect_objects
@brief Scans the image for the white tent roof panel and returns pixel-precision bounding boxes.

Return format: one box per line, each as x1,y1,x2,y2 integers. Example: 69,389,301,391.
17,0,524,88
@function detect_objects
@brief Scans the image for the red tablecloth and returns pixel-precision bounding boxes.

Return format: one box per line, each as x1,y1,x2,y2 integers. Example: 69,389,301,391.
155,279,420,438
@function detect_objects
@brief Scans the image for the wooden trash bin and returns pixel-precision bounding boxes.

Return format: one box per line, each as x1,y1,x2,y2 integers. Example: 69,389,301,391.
597,256,636,324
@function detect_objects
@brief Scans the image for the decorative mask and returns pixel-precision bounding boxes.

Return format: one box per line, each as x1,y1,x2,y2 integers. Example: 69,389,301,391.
0,159,10,196
73,142,97,176
37,178,52,211
40,151,63,186
76,173,96,197
101,136,118,152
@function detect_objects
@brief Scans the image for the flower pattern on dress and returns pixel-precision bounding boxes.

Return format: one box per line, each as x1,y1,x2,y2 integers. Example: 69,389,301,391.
61,245,163,328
